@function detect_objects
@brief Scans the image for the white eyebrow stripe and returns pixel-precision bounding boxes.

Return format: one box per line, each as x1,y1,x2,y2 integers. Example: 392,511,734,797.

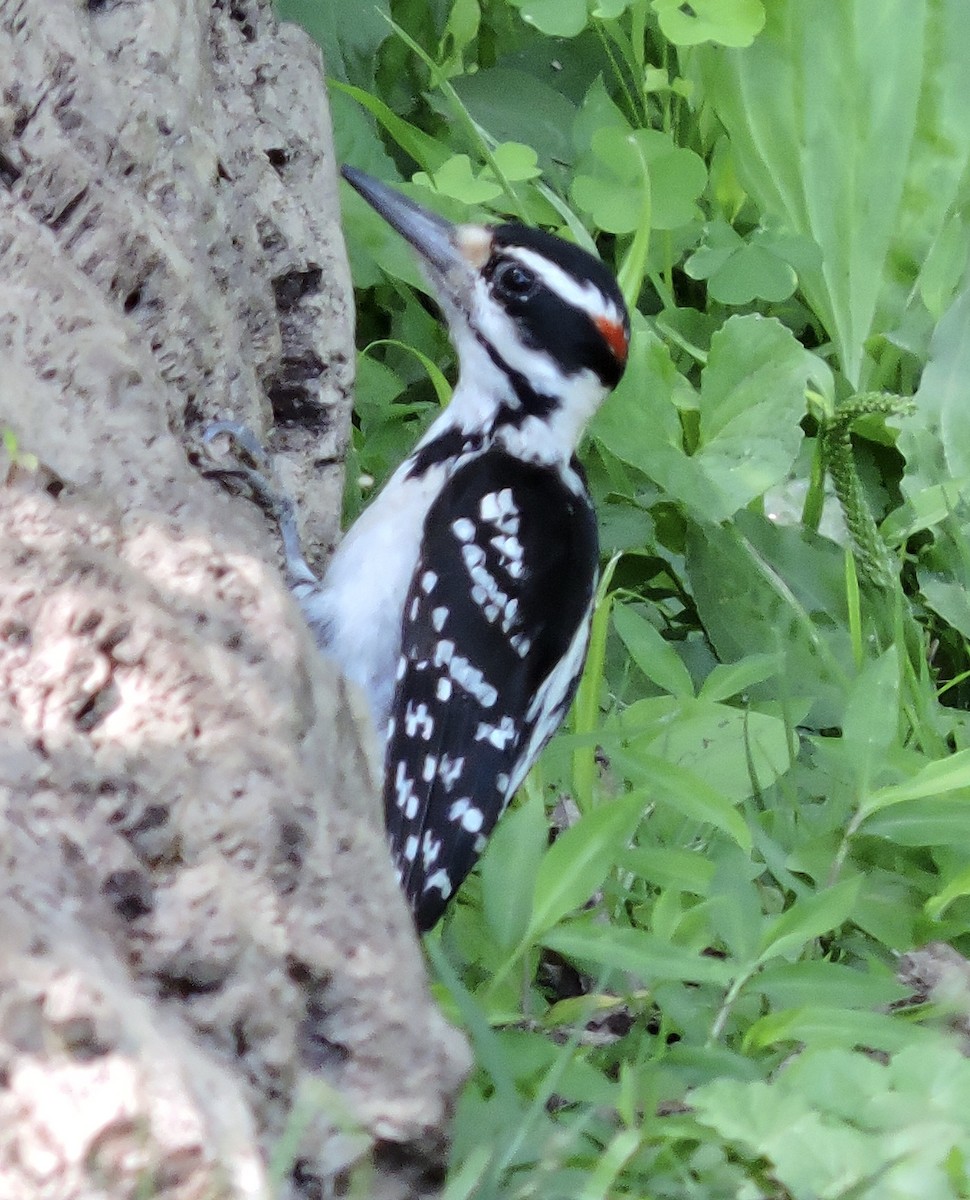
504,246,622,326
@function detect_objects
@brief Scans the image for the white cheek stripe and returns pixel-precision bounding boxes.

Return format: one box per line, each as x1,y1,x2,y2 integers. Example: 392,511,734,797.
505,246,622,328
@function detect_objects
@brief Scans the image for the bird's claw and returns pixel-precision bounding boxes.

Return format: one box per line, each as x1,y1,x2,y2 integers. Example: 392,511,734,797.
200,419,318,591
202,420,272,472
200,421,281,511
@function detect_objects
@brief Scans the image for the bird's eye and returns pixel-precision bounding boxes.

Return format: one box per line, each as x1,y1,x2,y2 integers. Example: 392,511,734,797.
492,260,537,302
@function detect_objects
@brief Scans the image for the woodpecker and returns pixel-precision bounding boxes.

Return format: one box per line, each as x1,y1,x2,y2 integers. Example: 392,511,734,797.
208,168,630,931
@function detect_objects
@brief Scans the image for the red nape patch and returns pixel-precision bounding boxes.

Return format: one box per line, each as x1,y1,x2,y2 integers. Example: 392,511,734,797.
595,315,629,364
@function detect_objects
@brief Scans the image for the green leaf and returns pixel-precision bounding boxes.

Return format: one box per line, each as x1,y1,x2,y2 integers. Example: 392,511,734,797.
414,155,503,204
925,864,970,921
590,321,687,480
526,794,647,938
862,798,970,848
331,82,450,173
755,960,906,1011
743,1007,930,1054
696,0,970,387
572,128,705,234
487,142,542,183
509,0,588,37
685,221,808,305
757,876,862,962
686,515,855,729
840,647,900,783
692,315,813,521
479,791,548,951
541,923,734,986
612,602,694,698
453,69,578,180
698,653,782,703
611,744,752,851
900,283,970,497
619,696,791,809
860,747,970,817
653,0,765,48
619,844,716,896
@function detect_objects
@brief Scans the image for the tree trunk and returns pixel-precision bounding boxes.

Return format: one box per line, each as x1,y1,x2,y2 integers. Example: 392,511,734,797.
0,2,469,1197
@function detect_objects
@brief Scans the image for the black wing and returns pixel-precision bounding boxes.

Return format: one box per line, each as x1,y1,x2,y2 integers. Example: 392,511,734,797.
383,450,598,931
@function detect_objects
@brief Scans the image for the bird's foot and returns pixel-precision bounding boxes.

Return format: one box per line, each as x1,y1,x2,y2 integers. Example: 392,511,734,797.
201,421,280,511
201,420,317,589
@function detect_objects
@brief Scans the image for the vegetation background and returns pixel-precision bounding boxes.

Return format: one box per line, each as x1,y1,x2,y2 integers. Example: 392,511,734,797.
278,1,970,1195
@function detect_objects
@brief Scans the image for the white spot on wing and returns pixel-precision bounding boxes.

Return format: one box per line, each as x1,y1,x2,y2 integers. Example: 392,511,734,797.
404,701,435,740
462,543,486,569
422,831,441,867
438,755,464,789
424,868,453,899
449,654,498,707
474,715,516,750
461,806,484,832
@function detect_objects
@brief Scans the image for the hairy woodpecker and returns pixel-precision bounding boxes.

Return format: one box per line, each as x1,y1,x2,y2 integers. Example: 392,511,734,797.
208,168,630,931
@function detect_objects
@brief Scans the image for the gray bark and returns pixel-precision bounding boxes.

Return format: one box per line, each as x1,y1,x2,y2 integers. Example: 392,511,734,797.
0,1,469,1196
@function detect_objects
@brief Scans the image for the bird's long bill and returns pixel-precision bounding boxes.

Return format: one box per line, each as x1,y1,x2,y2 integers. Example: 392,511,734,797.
341,166,476,290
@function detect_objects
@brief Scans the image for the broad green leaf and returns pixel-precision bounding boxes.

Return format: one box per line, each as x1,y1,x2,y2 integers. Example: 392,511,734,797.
860,747,970,816
881,478,970,544
695,1042,970,1200
698,653,782,703
453,69,578,178
695,0,935,386
900,283,970,497
597,316,815,525
279,0,390,86
572,128,705,234
692,315,813,521
686,515,855,728
653,0,765,47
509,0,588,37
852,868,920,951
703,242,796,306
925,864,970,921
840,648,900,783
591,321,687,476
479,790,548,950
918,213,970,319
487,142,542,183
743,1006,932,1054
755,960,906,1011
541,923,734,986
618,695,791,808
862,797,970,848
685,222,807,305
414,155,503,205
331,82,449,174
619,845,716,896
526,794,647,938
757,876,862,962
441,0,480,66
611,746,752,851
612,602,694,698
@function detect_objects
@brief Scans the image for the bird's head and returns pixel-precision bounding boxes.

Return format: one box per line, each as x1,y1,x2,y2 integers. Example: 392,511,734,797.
342,167,630,458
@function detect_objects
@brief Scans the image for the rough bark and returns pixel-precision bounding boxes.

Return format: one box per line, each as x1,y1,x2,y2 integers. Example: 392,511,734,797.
0,2,469,1197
